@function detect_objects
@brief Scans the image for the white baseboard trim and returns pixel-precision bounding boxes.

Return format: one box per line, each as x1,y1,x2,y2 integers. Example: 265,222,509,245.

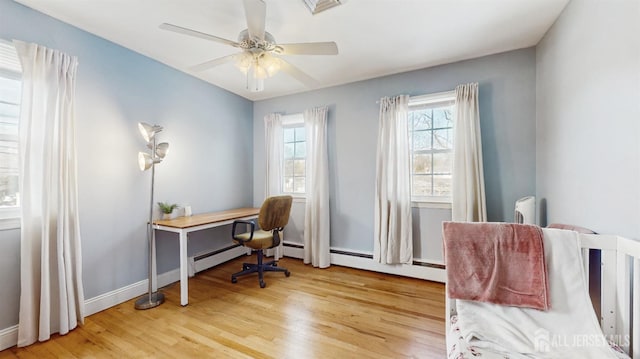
84,279,146,317
0,325,18,351
284,243,446,283
83,268,181,318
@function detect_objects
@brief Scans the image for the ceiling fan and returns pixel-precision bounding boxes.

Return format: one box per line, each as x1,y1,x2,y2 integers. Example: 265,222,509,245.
159,0,339,92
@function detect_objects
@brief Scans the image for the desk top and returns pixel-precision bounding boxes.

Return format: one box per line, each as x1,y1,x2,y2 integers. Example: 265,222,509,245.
153,207,260,229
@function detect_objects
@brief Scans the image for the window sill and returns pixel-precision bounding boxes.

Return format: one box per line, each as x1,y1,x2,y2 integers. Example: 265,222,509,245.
291,196,306,203
0,217,20,230
411,201,451,210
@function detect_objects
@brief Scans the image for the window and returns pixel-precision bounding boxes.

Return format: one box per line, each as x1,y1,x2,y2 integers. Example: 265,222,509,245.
0,40,21,221
282,114,306,194
408,91,455,203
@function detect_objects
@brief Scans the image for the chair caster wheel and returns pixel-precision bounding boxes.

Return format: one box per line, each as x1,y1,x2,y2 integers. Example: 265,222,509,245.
260,281,266,288
285,271,291,277
231,277,237,284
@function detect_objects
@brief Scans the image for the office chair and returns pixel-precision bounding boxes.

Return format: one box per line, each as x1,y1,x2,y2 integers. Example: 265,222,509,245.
231,195,293,288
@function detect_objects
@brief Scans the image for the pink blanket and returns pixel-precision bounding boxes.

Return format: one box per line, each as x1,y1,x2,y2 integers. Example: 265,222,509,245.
443,222,550,311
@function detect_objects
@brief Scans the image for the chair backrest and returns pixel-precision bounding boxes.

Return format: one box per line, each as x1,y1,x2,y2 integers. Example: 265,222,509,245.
258,195,293,231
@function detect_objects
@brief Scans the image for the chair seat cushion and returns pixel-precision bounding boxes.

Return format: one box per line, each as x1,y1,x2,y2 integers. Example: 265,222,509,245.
234,230,275,250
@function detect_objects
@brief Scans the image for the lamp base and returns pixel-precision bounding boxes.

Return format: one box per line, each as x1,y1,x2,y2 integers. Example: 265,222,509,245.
134,291,165,310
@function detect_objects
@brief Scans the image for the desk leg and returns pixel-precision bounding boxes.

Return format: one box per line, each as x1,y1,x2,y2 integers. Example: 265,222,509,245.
179,230,189,306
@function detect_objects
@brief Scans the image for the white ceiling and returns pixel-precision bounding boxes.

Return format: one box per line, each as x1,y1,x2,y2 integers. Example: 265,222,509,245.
14,0,569,101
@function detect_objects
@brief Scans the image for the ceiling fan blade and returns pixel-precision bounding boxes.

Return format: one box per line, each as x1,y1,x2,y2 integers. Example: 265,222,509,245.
279,59,320,88
243,0,266,41
190,54,238,72
277,42,339,56
159,23,239,48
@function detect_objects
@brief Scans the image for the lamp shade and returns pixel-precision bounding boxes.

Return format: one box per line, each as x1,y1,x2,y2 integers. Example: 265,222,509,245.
138,122,163,143
139,151,163,171
155,142,170,159
138,152,152,171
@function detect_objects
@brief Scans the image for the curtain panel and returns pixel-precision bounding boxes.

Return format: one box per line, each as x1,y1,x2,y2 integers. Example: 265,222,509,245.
264,113,284,259
14,41,84,347
451,82,487,222
374,95,413,264
303,106,330,268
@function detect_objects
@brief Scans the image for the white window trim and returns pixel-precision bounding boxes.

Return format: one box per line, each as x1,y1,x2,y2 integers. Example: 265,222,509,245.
411,201,451,210
281,113,304,126
292,196,306,203
0,208,20,230
0,39,21,227
410,90,456,107
408,90,456,205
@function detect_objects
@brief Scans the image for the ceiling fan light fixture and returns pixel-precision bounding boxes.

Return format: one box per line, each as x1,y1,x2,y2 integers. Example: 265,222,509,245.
234,52,253,74
253,61,269,80
247,67,265,92
261,53,281,77
236,51,283,92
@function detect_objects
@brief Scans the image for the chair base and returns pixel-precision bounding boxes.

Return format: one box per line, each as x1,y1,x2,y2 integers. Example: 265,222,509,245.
231,249,290,288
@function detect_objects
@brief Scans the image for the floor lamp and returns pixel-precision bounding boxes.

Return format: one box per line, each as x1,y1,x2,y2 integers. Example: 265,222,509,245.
135,122,169,310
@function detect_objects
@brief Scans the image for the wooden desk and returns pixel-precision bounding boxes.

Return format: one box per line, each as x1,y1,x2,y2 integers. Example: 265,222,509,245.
153,207,260,306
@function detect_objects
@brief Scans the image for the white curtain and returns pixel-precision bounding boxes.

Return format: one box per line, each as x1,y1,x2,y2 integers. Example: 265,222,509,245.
14,41,84,346
451,83,487,222
374,95,413,264
264,113,284,259
303,106,330,268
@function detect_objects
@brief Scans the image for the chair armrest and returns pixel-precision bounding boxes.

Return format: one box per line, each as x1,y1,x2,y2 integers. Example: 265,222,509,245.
232,220,255,243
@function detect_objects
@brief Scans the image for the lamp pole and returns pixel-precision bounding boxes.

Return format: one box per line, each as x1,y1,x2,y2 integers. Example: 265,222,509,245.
135,129,166,310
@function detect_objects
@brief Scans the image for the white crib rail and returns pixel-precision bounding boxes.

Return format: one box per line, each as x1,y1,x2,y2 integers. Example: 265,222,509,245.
580,234,640,358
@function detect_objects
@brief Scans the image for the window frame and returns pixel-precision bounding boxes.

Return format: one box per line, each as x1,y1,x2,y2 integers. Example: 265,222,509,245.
0,39,21,228
408,90,456,206
281,113,306,198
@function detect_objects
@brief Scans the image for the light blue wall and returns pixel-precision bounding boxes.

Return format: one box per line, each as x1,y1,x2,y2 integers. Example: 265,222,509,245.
253,48,537,257
536,0,640,238
0,0,253,330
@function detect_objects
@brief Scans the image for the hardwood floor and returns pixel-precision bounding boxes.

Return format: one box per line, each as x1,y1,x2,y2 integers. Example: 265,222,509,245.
1,257,446,358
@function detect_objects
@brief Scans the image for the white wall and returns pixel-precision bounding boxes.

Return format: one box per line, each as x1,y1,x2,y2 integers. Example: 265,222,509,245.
536,0,640,238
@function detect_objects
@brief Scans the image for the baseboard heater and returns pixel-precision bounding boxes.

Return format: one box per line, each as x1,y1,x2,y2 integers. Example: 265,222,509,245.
189,244,249,276
193,244,242,262
330,248,445,269
205,242,447,270
330,248,372,259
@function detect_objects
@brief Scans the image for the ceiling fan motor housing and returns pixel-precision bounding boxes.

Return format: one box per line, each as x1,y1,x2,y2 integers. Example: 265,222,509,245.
237,29,279,53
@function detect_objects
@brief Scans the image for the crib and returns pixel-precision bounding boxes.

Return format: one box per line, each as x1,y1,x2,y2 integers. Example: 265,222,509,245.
446,230,640,358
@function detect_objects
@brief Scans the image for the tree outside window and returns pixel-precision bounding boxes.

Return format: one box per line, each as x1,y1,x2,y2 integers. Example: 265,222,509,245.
408,93,455,203
283,125,306,194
